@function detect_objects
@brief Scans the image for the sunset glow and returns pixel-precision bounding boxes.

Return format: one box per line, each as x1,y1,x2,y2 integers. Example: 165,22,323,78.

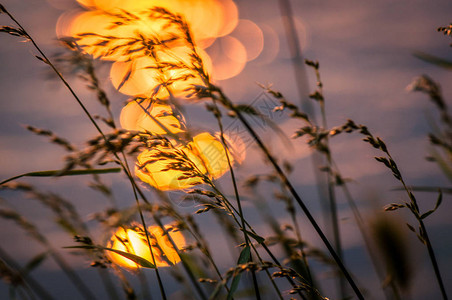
108,225,185,269
120,99,186,135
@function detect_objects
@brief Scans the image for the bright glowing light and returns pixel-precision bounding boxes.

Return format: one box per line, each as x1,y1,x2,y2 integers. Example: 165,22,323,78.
110,46,212,98
59,1,248,191
63,0,240,56
135,141,207,191
58,0,246,90
108,225,186,269
189,132,232,178
76,0,96,9
58,10,176,62
134,131,245,191
216,0,239,37
120,99,186,135
88,0,239,47
57,0,249,191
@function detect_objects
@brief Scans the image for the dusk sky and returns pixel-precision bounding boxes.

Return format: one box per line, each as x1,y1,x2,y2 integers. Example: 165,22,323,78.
1,0,452,299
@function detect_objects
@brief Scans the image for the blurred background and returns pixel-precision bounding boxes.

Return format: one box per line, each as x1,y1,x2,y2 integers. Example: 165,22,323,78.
1,0,452,299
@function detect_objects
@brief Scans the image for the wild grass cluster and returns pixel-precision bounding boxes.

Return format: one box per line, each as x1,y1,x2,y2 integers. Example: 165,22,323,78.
0,1,451,299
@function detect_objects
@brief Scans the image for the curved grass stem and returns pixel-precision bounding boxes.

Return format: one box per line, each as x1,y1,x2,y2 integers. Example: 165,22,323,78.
209,99,262,299
312,63,347,298
207,180,309,299
397,175,448,300
351,122,448,300
210,87,364,300
0,7,171,299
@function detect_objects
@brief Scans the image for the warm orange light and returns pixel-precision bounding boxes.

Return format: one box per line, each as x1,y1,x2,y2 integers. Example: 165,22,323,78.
134,132,245,191
120,99,185,135
84,0,239,48
62,0,240,58
188,132,246,178
110,46,212,98
189,132,232,178
135,141,207,191
108,225,186,269
215,0,239,38
58,0,246,89
217,132,246,165
58,10,175,62
76,0,96,9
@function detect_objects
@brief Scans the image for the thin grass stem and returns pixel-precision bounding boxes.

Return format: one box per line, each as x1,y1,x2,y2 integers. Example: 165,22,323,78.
209,98,262,299
0,246,55,300
0,8,175,299
396,169,448,300
311,63,346,298
121,155,168,300
207,182,307,299
210,87,364,300
347,122,448,300
277,0,312,115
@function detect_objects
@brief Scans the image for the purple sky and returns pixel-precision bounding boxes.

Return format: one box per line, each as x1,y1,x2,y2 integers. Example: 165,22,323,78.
1,0,452,299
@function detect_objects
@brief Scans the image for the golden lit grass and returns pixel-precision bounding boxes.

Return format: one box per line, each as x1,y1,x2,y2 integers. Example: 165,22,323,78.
120,99,186,135
108,225,186,269
1,2,450,300
134,132,238,191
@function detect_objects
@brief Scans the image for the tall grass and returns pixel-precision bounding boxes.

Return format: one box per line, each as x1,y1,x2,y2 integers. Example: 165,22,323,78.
0,2,451,300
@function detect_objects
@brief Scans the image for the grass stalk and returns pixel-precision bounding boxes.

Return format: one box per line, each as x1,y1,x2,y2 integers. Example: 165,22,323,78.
206,181,309,299
277,0,312,115
2,4,305,299
0,7,172,299
421,220,447,299
121,156,168,300
393,164,448,300
125,167,209,300
175,19,322,297
340,120,448,300
167,208,232,295
309,62,347,298
250,186,319,299
209,98,262,299
150,211,208,300
209,87,364,299
0,5,107,144
0,246,55,300
0,207,97,299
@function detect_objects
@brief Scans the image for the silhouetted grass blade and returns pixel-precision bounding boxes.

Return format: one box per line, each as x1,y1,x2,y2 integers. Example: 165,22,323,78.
0,168,121,185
